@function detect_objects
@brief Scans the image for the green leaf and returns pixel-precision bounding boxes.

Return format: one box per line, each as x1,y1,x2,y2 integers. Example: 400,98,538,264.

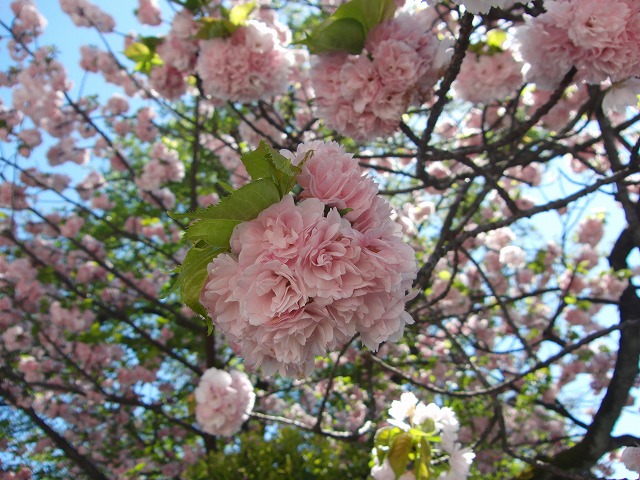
184,218,241,246
229,2,255,26
333,0,396,33
183,0,206,12
124,41,163,74
387,432,413,478
304,17,366,55
240,140,302,197
139,35,163,50
195,17,237,40
415,439,431,480
486,29,507,49
169,178,281,222
241,141,274,181
124,42,151,62
218,181,235,194
174,244,225,321
374,426,402,449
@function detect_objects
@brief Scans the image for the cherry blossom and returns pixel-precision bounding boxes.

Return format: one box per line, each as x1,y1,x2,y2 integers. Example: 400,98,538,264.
194,367,255,436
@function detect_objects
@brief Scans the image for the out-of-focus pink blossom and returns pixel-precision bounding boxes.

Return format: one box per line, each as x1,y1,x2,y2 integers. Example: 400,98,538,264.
603,77,640,113
453,50,522,103
621,447,640,473
197,21,292,102
577,216,604,247
194,367,255,436
59,0,115,33
517,0,640,89
136,0,161,26
312,8,448,140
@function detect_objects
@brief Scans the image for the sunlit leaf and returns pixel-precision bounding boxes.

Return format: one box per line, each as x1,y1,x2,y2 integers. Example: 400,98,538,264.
332,0,396,33
304,17,366,55
387,432,413,478
184,218,241,246
124,42,151,62
195,17,237,40
486,29,507,49
174,244,225,321
169,178,281,222
229,1,255,26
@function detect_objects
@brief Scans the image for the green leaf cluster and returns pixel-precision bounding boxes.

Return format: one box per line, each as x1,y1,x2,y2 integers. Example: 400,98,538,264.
167,140,302,325
299,0,396,54
373,425,438,479
467,29,508,57
123,36,164,74
185,427,370,479
195,2,256,40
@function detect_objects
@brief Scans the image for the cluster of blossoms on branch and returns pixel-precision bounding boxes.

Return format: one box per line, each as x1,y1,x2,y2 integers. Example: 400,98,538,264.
199,140,418,377
371,392,475,480
197,17,293,102
311,6,451,141
453,47,523,104
194,367,255,436
516,0,640,111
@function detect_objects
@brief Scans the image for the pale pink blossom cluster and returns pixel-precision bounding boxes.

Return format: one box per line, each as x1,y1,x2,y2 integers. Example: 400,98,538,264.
621,447,640,474
136,142,185,191
453,50,522,104
311,8,450,140
371,392,475,480
146,10,200,101
516,0,640,97
59,0,116,33
200,141,418,376
0,182,29,210
576,215,604,247
194,367,255,436
196,21,292,103
10,0,47,39
136,0,162,26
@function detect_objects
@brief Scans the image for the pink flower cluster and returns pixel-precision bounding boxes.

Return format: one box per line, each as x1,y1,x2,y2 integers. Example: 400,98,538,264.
59,0,115,33
194,367,255,436
453,50,522,104
136,142,185,192
311,8,449,141
196,21,292,103
200,141,418,376
517,0,640,89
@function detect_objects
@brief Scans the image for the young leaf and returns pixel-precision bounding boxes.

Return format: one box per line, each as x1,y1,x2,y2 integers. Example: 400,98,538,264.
240,140,301,197
124,42,151,62
174,244,225,320
374,426,402,449
332,0,396,34
241,141,275,181
486,29,507,49
416,438,431,479
387,432,413,478
139,35,163,50
196,17,237,40
124,42,163,74
184,218,241,247
304,17,366,55
169,177,281,222
229,1,255,26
